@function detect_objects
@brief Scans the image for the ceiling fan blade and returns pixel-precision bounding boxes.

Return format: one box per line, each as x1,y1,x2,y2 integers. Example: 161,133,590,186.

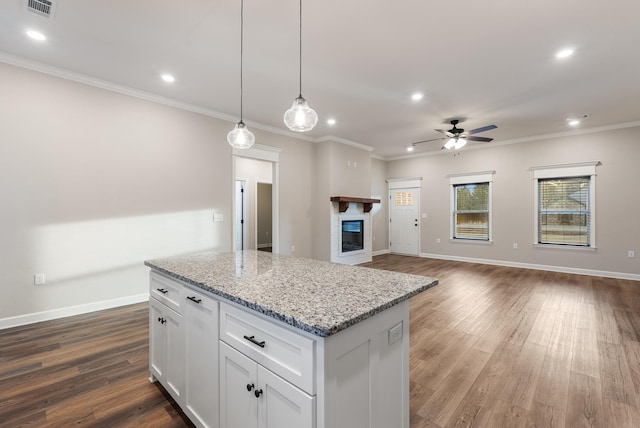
468,124,497,135
467,136,493,142
435,129,455,138
413,137,445,145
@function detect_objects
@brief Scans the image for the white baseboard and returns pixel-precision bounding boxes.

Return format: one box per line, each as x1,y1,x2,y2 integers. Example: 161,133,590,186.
419,252,640,282
0,293,149,330
257,243,273,249
372,249,390,257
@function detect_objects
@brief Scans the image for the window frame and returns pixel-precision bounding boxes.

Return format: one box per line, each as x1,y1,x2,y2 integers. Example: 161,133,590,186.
531,162,599,249
448,171,495,243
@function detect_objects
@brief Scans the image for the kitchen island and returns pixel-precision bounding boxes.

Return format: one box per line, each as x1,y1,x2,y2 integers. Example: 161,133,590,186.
146,250,438,428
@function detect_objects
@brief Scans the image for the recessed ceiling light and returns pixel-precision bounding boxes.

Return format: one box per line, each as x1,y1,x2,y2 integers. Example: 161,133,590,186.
568,119,580,126
161,74,175,83
411,93,423,101
327,118,336,125
555,48,574,59
26,30,46,41
407,146,414,152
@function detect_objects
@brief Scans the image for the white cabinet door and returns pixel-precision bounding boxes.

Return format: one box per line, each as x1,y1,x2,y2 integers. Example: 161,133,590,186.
185,290,219,428
220,342,258,428
149,298,166,380
149,297,185,405
258,365,315,428
165,304,185,403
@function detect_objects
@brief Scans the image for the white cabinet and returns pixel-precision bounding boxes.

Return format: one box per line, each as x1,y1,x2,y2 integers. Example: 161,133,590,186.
184,287,219,428
220,342,314,428
149,270,411,428
149,295,185,404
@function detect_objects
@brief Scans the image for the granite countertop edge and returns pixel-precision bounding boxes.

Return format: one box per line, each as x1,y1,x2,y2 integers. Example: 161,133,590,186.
144,258,439,338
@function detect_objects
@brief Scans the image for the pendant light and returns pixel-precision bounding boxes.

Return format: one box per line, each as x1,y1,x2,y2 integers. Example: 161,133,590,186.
284,0,318,132
227,0,255,149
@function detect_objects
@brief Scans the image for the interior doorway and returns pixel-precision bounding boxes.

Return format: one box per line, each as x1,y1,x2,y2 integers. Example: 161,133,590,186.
232,144,280,253
256,182,273,252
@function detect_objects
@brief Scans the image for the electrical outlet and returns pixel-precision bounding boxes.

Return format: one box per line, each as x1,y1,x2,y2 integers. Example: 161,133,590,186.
291,245,296,252
388,321,403,345
436,238,441,244
513,243,518,250
34,274,45,285
629,250,635,258
213,213,224,222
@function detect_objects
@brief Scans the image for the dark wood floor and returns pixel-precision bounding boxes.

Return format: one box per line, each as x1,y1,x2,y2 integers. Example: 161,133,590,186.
1,255,639,427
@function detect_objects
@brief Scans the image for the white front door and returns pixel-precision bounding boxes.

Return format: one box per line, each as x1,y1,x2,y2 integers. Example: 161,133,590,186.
389,188,420,255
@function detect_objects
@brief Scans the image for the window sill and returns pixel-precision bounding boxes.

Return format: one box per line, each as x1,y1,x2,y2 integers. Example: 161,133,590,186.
450,238,493,245
533,243,596,251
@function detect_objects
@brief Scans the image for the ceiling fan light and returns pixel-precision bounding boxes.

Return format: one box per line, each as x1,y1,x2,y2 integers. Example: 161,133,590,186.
454,138,467,149
444,138,456,149
284,96,318,132
227,121,255,149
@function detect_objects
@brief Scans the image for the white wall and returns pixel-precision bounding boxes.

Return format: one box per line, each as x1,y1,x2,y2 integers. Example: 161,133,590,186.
370,158,388,253
386,126,640,278
0,62,315,325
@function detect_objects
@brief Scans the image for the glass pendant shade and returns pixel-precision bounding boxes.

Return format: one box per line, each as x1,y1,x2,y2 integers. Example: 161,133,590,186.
284,96,318,132
227,121,255,149
454,138,467,149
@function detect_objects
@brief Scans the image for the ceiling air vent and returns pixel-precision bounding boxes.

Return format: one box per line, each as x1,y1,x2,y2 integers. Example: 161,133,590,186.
25,0,56,19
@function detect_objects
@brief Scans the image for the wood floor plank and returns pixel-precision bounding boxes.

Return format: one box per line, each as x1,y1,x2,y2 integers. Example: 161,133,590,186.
597,341,638,408
417,347,492,426
566,371,604,428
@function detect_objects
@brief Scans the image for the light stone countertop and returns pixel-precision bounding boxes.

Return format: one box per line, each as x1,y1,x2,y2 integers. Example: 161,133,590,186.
145,250,438,337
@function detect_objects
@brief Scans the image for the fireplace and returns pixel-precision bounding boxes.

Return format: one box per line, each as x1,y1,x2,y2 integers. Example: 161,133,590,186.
330,199,375,265
341,220,364,253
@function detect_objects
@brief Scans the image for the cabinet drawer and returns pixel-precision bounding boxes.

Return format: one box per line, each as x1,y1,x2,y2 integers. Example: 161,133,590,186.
220,302,315,395
150,272,184,314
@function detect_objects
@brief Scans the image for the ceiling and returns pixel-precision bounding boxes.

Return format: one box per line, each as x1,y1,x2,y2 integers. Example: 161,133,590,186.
1,0,639,158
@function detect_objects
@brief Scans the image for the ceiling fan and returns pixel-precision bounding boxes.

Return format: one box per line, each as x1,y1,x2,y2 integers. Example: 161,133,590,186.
413,119,497,150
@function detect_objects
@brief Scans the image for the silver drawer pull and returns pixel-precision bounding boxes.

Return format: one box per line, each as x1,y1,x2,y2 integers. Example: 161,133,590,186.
243,335,265,348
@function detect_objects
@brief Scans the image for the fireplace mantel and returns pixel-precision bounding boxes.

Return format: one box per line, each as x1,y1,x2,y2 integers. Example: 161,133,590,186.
330,196,381,213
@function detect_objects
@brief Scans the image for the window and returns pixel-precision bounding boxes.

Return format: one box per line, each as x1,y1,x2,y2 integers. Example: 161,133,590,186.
449,171,494,242
532,162,599,248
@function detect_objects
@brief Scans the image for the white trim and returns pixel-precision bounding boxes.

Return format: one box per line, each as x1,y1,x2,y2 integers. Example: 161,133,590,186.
0,293,149,330
418,253,640,282
447,170,495,184
233,144,281,163
531,161,600,179
315,135,375,152
372,249,390,256
449,173,493,242
532,162,599,248
0,53,316,143
449,239,493,245
233,145,280,253
387,177,423,189
386,124,640,161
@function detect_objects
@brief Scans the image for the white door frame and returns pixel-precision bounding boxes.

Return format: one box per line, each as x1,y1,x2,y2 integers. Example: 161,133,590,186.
232,144,281,253
387,177,422,255
235,179,248,251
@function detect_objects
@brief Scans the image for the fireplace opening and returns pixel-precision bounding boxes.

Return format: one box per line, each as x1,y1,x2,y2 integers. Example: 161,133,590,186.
341,220,364,253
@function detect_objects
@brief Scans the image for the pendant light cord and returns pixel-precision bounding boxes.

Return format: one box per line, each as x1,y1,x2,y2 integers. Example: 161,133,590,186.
240,0,245,121
298,0,302,97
